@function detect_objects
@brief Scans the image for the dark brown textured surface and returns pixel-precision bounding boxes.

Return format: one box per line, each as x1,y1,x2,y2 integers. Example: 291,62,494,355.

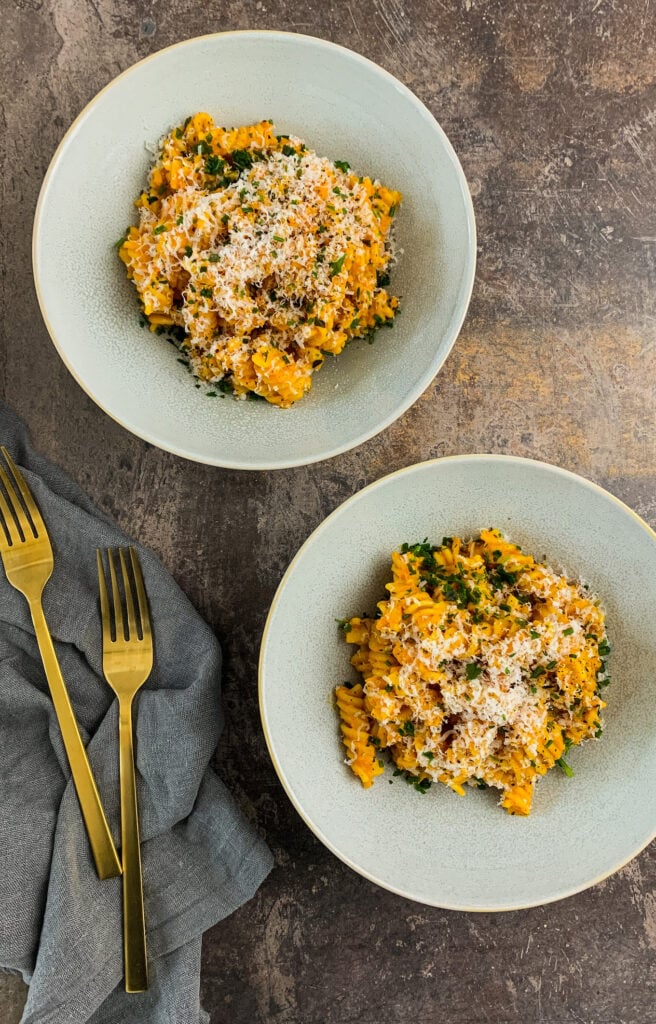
2,1,656,1022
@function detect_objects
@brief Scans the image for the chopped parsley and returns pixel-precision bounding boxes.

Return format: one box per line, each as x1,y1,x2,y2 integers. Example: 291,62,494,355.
231,148,255,171
329,254,346,277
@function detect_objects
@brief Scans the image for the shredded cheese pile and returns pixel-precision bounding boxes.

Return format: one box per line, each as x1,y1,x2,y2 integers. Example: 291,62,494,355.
336,530,610,815
119,113,402,407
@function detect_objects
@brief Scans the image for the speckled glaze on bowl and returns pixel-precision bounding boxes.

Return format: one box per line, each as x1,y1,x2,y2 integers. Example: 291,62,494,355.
32,31,475,469
259,455,656,910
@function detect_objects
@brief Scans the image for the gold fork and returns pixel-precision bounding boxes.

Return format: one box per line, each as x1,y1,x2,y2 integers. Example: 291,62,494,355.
97,547,151,993
0,446,121,880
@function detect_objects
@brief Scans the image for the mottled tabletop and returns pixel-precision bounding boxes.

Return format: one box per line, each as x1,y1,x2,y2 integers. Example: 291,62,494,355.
2,1,656,1022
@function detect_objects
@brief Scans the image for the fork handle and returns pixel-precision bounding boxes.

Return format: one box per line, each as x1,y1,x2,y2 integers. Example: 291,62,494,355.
28,598,122,880
119,699,148,992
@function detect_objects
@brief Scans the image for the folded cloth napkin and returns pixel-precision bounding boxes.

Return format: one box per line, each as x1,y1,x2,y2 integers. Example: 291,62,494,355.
0,403,273,1024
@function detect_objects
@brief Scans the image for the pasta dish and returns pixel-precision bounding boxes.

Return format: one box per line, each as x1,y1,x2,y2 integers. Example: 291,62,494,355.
119,113,402,407
336,529,609,815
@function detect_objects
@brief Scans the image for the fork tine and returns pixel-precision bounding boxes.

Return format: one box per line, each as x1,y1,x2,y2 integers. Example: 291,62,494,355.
129,547,152,643
97,550,112,643
0,447,45,536
0,482,21,547
119,548,139,640
0,464,34,541
107,549,126,641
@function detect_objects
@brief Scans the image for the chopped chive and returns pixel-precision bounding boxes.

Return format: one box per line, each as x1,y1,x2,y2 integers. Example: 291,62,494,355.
556,757,574,778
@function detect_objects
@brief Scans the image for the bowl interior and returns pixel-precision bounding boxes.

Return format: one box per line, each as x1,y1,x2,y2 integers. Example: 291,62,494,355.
260,456,656,909
34,32,475,468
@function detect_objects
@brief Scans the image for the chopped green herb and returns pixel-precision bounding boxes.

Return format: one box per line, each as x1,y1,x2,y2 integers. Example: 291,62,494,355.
204,154,225,176
563,626,574,636
231,148,254,170
153,224,168,235
466,663,483,680
329,254,346,277
334,160,350,172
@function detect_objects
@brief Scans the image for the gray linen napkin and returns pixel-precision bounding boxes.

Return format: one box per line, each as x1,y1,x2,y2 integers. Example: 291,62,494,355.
0,403,273,1023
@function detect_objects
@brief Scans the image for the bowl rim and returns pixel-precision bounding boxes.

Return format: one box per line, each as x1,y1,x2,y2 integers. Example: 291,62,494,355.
258,452,656,910
32,29,477,470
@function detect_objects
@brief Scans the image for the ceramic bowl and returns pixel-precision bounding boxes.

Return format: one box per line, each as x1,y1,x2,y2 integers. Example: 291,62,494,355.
33,31,475,469
259,455,656,909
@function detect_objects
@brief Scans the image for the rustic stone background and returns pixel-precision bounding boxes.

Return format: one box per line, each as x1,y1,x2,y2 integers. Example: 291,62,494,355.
2,1,656,1021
